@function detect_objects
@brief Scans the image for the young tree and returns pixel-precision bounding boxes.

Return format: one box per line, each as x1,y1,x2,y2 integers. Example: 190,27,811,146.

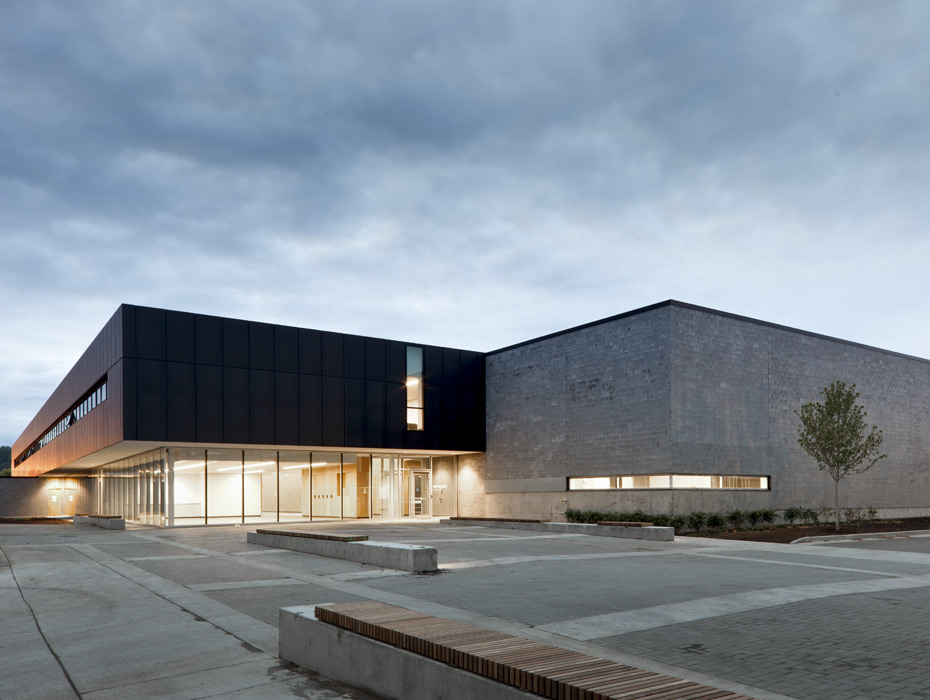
796,382,886,530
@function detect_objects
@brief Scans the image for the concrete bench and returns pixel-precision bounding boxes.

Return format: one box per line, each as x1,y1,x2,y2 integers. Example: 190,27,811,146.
247,529,438,572
596,521,653,527
448,516,547,524
281,601,757,700
74,514,126,530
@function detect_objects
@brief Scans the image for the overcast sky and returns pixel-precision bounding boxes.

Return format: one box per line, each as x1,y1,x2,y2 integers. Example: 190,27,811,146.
2,1,929,446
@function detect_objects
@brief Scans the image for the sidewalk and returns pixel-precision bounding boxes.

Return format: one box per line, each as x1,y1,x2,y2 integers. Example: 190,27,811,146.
4,520,930,699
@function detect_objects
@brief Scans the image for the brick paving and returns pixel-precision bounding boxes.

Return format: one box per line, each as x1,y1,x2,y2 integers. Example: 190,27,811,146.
601,588,930,700
131,555,290,586
205,583,364,626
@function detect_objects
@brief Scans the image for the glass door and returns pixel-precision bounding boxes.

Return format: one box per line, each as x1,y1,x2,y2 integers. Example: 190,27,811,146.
409,470,431,517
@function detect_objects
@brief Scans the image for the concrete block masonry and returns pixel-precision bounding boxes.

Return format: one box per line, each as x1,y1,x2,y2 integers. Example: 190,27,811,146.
279,606,539,700
247,530,438,572
441,517,674,541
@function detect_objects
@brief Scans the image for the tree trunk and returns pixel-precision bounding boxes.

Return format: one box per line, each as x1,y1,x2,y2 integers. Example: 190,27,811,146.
835,479,840,531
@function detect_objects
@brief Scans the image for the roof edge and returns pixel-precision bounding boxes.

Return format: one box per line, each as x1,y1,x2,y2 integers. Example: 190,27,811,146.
489,299,930,365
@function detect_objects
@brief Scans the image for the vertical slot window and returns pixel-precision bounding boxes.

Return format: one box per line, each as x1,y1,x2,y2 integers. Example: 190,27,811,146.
406,346,424,431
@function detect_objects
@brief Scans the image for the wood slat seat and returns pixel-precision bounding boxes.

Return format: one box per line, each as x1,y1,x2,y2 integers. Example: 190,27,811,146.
315,602,756,700
253,528,367,542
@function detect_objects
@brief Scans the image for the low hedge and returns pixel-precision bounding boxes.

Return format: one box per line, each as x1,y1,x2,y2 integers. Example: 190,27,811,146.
564,506,876,534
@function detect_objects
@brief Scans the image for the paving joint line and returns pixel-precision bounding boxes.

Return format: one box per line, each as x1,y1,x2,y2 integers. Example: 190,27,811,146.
3,544,82,700
690,551,908,577
128,530,794,700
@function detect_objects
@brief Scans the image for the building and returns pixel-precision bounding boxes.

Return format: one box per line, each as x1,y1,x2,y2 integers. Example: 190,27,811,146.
10,301,930,524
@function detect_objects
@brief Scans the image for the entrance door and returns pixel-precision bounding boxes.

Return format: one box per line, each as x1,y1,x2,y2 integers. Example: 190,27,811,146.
409,471,431,517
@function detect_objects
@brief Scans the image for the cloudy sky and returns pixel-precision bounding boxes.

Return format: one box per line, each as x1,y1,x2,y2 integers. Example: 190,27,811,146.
2,1,929,446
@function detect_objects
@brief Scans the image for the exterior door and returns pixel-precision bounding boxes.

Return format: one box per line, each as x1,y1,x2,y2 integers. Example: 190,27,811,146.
409,471,431,517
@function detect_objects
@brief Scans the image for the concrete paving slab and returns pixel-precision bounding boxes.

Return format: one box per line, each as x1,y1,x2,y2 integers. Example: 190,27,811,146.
7,521,930,699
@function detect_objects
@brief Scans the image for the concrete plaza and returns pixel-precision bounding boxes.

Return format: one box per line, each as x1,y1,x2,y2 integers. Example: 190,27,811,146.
3,520,930,700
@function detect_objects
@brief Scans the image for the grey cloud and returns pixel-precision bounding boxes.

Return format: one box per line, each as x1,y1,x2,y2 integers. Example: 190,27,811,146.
3,0,930,445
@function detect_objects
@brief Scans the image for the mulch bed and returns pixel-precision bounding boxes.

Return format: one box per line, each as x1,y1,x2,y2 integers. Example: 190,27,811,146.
0,517,71,525
692,517,930,544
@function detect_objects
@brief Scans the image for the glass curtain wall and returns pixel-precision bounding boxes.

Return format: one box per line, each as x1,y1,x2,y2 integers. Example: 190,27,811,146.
95,449,455,526
312,452,342,519
279,451,310,520
245,451,277,523
171,449,206,525
207,449,242,524
96,448,166,524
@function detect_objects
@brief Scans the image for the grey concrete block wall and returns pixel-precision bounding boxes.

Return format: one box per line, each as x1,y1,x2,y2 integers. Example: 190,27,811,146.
486,306,672,482
669,305,930,512
456,452,488,517
0,478,50,517
483,302,930,516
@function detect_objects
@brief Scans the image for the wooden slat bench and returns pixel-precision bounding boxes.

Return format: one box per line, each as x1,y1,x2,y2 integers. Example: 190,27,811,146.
314,602,756,700
253,528,368,542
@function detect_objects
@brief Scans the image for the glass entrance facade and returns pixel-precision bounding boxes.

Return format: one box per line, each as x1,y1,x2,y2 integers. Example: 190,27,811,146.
95,447,457,526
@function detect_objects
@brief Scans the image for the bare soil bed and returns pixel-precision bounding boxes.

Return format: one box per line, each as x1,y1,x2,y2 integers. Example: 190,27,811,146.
693,517,930,544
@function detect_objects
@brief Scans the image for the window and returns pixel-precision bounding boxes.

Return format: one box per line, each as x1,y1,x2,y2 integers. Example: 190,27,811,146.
14,376,109,466
568,474,770,491
406,346,424,431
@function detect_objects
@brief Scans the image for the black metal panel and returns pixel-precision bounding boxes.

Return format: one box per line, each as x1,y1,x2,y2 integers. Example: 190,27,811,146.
459,388,478,449
321,332,344,377
249,370,274,444
298,328,322,375
166,362,196,442
249,322,274,370
275,326,299,373
121,305,136,358
275,372,299,445
135,307,166,361
298,374,322,445
344,378,366,446
424,385,441,449
166,311,196,363
195,315,223,366
460,351,482,388
195,364,222,442
223,318,249,368
440,386,460,446
122,357,137,440
136,359,167,441
223,367,249,442
365,338,386,381
424,346,442,386
321,376,345,446
344,335,366,380
385,341,406,384
385,382,406,449
442,349,461,387
365,381,386,446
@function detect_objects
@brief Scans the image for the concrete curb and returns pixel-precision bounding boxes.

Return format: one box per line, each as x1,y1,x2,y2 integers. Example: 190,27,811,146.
247,531,438,572
280,605,542,700
792,529,930,544
440,518,675,541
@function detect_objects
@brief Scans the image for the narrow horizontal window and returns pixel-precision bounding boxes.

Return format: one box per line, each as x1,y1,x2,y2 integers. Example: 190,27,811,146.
567,474,770,491
14,376,109,467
